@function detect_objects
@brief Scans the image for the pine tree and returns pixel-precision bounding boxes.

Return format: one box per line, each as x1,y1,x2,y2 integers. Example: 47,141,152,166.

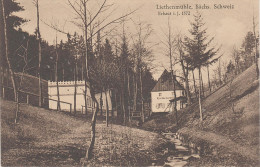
3,0,26,70
185,12,219,121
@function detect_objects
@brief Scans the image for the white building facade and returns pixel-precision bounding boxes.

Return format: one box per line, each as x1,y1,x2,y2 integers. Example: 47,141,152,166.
48,81,112,113
151,70,187,113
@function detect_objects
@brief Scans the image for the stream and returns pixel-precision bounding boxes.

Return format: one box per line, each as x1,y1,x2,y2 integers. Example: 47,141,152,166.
160,133,200,167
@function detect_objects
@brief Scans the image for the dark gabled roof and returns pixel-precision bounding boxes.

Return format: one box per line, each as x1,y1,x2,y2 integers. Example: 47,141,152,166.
151,70,184,92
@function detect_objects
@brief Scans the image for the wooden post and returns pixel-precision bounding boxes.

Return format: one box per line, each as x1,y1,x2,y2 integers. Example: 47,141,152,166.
70,104,72,113
26,94,29,104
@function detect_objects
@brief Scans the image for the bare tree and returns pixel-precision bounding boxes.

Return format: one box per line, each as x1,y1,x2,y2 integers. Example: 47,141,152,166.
1,0,18,123
225,61,236,112
73,57,78,114
42,0,136,160
15,40,31,123
160,18,178,123
33,0,42,107
175,35,192,105
231,46,241,75
55,36,61,111
131,20,153,123
168,22,178,125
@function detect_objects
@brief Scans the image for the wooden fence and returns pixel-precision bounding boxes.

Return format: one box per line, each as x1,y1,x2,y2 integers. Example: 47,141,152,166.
1,85,72,113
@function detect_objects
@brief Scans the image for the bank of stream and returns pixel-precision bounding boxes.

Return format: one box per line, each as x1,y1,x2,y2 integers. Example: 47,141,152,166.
157,132,201,167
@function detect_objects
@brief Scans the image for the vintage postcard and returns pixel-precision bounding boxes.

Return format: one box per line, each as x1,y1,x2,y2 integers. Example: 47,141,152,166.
1,0,259,166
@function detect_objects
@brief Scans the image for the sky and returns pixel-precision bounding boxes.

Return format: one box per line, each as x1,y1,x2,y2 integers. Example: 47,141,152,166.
15,0,259,80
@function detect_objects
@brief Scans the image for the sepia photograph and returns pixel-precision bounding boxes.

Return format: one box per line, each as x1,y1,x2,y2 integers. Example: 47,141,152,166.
0,0,259,166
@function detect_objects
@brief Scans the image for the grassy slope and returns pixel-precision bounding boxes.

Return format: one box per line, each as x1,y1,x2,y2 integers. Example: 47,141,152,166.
1,100,85,150
1,100,89,166
143,64,259,166
1,99,168,166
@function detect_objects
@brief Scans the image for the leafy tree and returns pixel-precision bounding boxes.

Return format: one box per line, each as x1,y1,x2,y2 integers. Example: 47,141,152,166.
241,31,258,69
242,32,256,54
4,0,26,29
141,66,156,102
175,35,192,105
226,60,235,78
3,0,26,70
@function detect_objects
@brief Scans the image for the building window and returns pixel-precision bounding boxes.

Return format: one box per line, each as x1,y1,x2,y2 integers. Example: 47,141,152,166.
159,93,162,96
156,103,165,109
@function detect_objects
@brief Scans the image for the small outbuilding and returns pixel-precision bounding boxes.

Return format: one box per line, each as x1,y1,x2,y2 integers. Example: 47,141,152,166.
48,80,112,113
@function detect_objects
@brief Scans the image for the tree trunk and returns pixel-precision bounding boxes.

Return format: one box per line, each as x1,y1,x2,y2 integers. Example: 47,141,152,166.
201,69,205,97
36,0,42,107
82,55,84,80
127,69,131,122
132,71,136,120
109,89,114,117
1,0,18,122
168,23,177,125
139,68,145,123
74,61,77,114
181,60,191,104
171,72,178,125
105,89,109,127
192,69,197,99
114,90,117,117
198,67,203,121
55,41,61,111
118,91,122,120
120,65,127,125
62,63,65,81
100,88,103,116
83,0,88,117
115,90,118,118
207,65,211,93
82,0,100,160
83,59,87,115
122,88,126,125
218,59,222,85
133,72,138,113
85,85,99,160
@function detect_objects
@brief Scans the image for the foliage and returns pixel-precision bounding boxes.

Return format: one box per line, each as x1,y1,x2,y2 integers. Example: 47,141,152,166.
184,12,219,69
